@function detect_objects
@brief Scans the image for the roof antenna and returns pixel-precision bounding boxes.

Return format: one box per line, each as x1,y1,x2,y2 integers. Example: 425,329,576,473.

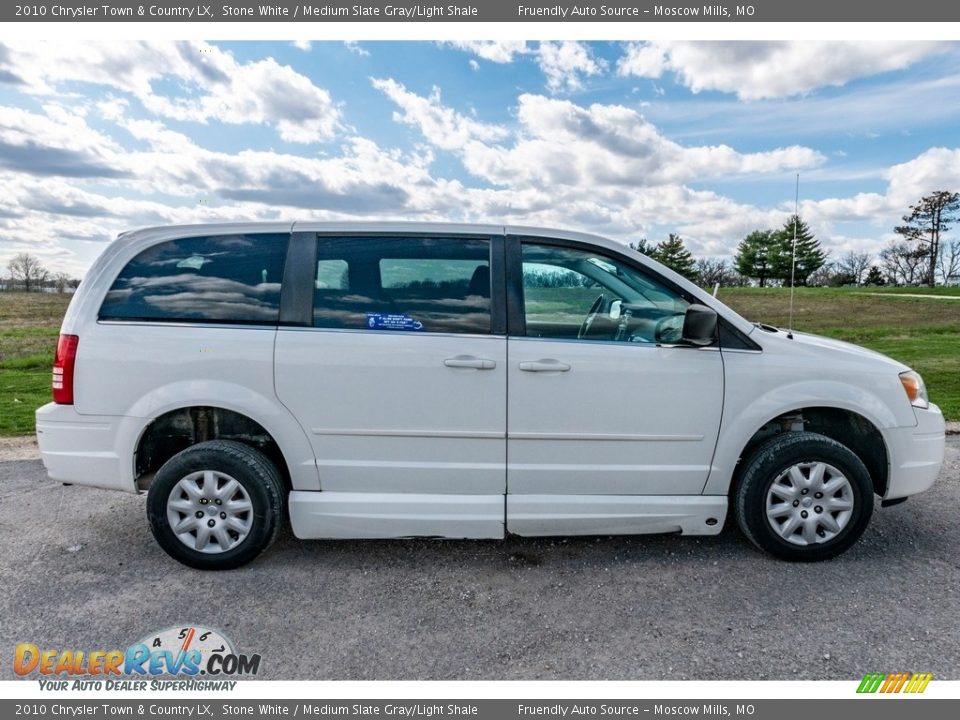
786,173,799,340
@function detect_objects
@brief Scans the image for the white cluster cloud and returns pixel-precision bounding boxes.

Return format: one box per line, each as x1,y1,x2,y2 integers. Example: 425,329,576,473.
372,86,823,190
535,42,607,92
363,83,828,253
885,148,960,207
804,147,960,226
1,40,343,143
370,78,508,150
0,103,127,178
618,41,951,100
445,41,529,64
445,40,605,94
344,41,370,57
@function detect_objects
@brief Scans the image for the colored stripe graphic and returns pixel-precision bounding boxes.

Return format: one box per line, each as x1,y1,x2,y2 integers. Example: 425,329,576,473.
905,673,933,694
857,672,932,694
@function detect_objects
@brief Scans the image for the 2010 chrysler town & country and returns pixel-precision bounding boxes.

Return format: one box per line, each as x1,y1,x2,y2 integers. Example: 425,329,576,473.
35,223,946,569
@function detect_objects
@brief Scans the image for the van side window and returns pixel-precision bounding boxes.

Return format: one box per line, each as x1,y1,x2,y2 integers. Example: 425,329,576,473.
521,243,689,344
312,237,491,334
99,233,288,324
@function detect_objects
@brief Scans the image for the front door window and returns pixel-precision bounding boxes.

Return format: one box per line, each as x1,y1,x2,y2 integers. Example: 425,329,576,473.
521,243,690,344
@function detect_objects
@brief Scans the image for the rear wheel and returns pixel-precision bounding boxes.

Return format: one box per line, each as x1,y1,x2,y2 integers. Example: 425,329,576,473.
147,440,284,570
735,432,874,561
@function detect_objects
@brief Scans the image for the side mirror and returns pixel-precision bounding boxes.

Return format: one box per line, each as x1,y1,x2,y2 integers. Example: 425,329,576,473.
682,304,718,346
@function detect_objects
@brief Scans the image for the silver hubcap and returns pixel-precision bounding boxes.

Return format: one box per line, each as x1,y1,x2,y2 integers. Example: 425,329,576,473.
166,471,253,554
765,462,854,546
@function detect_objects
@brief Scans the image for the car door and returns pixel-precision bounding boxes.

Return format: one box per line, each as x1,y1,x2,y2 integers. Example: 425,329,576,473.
274,232,507,538
505,238,724,534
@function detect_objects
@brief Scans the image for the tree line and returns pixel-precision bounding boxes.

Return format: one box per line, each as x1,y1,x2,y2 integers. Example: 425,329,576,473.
635,190,960,289
4,253,80,293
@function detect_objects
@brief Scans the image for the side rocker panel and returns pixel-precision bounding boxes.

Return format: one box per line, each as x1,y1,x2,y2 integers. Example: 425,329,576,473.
508,495,728,536
289,491,505,539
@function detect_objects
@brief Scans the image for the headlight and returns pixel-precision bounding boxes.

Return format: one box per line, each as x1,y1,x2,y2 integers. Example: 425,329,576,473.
899,370,929,409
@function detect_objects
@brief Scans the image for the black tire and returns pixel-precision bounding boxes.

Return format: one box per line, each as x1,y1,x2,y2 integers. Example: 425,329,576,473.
734,432,874,562
147,440,285,570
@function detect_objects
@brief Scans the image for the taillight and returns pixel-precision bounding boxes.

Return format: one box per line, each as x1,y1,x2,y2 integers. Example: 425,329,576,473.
52,334,79,405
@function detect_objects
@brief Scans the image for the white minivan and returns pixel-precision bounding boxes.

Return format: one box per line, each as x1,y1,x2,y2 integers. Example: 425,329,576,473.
35,223,945,569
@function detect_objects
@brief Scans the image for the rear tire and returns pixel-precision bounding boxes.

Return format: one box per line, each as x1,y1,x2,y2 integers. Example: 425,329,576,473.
735,432,874,562
147,440,285,570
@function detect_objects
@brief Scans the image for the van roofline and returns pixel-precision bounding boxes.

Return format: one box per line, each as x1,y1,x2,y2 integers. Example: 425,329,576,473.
118,220,615,241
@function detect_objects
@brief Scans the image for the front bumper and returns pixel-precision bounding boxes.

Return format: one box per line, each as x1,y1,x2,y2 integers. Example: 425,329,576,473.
883,404,946,500
35,403,140,493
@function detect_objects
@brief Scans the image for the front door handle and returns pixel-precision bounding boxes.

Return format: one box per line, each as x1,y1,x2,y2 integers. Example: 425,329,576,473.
519,359,571,373
444,355,496,370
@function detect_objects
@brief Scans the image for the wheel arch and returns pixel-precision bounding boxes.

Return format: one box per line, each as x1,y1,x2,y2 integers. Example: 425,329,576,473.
129,384,319,492
714,406,890,500
134,406,288,491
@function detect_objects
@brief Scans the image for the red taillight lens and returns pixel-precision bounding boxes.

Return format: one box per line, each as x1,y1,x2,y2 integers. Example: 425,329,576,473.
52,334,79,405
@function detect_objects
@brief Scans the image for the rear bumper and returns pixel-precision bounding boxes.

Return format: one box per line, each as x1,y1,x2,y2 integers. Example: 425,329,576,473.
883,404,946,500
35,403,140,493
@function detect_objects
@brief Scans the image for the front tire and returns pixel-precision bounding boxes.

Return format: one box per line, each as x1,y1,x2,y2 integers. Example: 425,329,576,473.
147,440,285,570
735,432,874,562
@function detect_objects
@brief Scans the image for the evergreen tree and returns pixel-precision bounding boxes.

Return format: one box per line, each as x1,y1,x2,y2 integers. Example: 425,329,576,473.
864,266,886,286
773,215,826,286
650,233,697,280
733,230,779,286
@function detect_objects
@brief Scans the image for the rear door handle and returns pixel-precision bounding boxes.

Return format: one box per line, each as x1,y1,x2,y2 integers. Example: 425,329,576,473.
444,355,496,370
519,359,571,373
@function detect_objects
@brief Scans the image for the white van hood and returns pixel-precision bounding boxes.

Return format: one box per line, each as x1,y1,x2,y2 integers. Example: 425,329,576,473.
751,327,910,373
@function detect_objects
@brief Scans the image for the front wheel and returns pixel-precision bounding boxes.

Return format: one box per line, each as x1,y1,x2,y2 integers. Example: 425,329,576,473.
147,440,285,570
734,432,874,562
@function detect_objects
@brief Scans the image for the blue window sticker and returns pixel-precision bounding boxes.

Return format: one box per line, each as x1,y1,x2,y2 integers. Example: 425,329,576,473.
366,312,424,331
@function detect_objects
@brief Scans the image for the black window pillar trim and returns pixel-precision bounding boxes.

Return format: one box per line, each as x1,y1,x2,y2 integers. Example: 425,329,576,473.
504,235,526,336
279,231,317,327
488,235,507,336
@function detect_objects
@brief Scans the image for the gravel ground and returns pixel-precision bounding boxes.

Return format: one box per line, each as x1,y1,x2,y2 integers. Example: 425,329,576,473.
1,437,958,681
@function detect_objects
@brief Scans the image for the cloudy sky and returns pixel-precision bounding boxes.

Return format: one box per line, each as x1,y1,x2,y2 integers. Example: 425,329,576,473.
1,39,959,277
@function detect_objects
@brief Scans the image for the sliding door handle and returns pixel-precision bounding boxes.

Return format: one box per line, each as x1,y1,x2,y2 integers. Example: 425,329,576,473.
519,359,571,373
444,355,497,370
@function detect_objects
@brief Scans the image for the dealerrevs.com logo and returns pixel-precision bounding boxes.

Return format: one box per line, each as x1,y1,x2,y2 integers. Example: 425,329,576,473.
857,672,933,694
14,626,260,691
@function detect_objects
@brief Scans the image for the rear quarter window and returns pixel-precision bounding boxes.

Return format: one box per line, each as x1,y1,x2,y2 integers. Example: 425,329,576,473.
99,233,288,324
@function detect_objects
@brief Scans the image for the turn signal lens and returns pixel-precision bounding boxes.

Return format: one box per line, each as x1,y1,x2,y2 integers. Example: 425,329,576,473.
899,371,929,410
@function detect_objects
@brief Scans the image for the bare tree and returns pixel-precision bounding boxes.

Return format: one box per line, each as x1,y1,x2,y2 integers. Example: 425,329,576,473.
695,258,734,288
807,261,839,287
52,272,72,293
880,241,928,286
894,190,960,287
938,240,960,285
6,253,48,292
835,251,872,286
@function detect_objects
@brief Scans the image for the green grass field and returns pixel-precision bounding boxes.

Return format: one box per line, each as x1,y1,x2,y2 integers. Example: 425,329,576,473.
0,287,957,436
0,293,72,436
